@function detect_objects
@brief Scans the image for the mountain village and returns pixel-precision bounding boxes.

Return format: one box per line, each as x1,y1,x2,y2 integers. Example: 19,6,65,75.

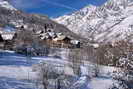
0,0,133,89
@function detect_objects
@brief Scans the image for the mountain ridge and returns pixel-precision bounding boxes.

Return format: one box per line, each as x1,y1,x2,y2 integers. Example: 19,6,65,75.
55,0,133,43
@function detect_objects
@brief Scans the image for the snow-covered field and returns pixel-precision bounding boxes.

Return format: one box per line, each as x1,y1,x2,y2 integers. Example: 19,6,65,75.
0,50,38,89
0,50,117,89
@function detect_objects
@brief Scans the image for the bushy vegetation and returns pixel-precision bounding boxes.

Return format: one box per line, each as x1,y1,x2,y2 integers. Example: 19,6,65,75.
93,41,133,89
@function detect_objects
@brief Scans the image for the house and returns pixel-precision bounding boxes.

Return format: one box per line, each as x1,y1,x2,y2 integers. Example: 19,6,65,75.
47,31,56,38
52,35,72,48
38,30,81,48
90,43,100,49
0,25,16,40
39,33,51,40
52,35,81,48
0,25,17,49
53,35,71,44
0,31,16,50
1,32,16,41
70,40,80,48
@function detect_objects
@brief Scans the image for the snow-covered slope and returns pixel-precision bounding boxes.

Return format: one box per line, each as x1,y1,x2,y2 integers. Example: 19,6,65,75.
55,0,133,42
0,0,16,10
0,49,118,89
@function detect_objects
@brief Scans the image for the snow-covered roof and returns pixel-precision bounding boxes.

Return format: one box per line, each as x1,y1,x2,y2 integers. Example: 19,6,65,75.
56,32,63,37
47,32,56,38
36,30,42,34
0,32,15,40
90,43,100,48
53,35,67,41
40,33,50,40
70,40,80,44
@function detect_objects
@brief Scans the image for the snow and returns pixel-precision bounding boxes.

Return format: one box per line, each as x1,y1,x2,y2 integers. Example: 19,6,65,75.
0,51,37,89
80,65,89,76
55,0,133,42
89,78,114,89
99,66,117,75
0,0,16,10
89,43,100,49
70,76,90,89
0,66,37,79
88,66,117,89
0,49,118,89
0,50,74,89
70,40,80,45
1,33,15,40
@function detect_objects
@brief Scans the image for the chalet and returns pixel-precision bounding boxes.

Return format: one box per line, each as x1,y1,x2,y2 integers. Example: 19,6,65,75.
70,40,80,48
88,43,100,49
53,35,71,44
1,32,16,41
47,31,56,38
0,26,16,49
39,33,52,40
0,25,16,40
0,31,16,49
38,30,81,48
52,35,71,48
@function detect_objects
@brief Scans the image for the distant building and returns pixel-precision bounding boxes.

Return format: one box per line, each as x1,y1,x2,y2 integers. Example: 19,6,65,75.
1,32,16,41
40,33,51,40
70,40,80,48
36,28,81,48
0,31,16,50
89,43,99,49
53,35,71,44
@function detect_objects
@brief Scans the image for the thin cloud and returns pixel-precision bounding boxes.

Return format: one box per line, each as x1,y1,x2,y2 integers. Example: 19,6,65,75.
41,0,78,11
10,0,42,9
10,0,78,11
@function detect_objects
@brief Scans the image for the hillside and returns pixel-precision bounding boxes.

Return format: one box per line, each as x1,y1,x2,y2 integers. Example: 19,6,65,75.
0,0,83,42
55,0,133,43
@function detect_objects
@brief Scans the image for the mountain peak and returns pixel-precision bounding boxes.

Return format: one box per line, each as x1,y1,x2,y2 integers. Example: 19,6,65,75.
104,0,130,9
0,0,16,10
55,0,133,42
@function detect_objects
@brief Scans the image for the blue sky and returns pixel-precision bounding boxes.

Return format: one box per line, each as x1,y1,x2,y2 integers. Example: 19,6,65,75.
10,0,107,18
